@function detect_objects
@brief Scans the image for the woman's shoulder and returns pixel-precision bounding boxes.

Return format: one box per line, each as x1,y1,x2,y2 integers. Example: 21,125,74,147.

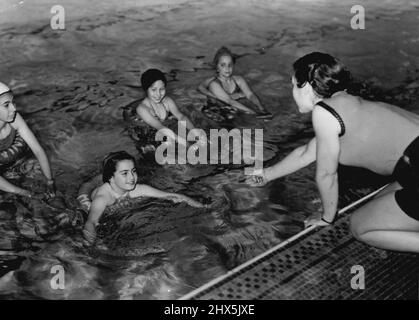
162,95,174,104
128,183,148,198
92,184,114,204
137,98,149,110
136,99,152,115
208,77,222,87
10,112,25,129
322,92,360,109
232,75,246,84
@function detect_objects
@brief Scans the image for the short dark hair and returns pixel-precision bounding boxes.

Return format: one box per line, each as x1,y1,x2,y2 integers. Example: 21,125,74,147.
140,68,167,93
293,52,352,98
102,151,136,183
212,46,236,68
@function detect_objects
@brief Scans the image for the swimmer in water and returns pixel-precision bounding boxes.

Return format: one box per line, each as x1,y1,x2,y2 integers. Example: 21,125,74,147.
135,68,206,149
83,151,205,244
198,46,271,116
247,52,419,253
0,82,55,199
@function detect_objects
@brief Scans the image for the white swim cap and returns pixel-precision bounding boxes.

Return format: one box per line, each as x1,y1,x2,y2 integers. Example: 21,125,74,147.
0,82,11,95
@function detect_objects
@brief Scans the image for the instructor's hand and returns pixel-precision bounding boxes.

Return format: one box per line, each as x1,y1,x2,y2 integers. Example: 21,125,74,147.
304,217,331,228
245,169,268,187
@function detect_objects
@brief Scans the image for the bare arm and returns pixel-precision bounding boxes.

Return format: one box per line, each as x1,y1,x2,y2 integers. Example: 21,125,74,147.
83,191,110,244
246,137,317,186
86,193,109,226
165,97,195,130
312,106,341,223
0,175,31,196
267,137,317,181
13,113,53,181
209,81,256,114
136,103,186,145
134,184,204,207
198,77,217,99
235,76,264,111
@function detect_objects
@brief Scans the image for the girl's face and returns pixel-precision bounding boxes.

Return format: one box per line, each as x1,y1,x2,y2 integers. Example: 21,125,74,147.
110,160,138,191
292,76,315,113
147,80,166,103
216,55,234,78
0,93,17,123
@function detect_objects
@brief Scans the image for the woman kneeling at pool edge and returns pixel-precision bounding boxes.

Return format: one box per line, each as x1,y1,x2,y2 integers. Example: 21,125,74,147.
248,52,419,253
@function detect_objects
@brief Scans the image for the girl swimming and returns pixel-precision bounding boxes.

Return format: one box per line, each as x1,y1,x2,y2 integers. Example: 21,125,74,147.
0,82,55,199
83,151,205,244
135,68,206,151
198,46,271,117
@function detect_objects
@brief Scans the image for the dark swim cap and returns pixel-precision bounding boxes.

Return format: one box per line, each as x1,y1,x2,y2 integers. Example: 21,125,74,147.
141,69,167,92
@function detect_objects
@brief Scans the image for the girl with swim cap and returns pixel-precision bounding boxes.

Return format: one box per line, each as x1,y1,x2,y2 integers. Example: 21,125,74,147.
247,52,419,253
134,68,205,150
0,82,55,199
83,151,205,244
198,46,271,117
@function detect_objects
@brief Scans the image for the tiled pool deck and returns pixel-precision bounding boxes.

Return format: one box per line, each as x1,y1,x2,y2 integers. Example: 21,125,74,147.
181,190,419,300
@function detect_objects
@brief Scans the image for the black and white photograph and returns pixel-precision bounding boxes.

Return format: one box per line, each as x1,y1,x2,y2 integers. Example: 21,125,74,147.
0,0,419,303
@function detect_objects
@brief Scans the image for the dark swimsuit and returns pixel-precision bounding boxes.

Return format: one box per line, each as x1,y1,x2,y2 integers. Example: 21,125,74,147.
316,101,346,137
127,101,178,153
0,126,29,171
318,100,419,221
213,77,243,96
392,136,419,220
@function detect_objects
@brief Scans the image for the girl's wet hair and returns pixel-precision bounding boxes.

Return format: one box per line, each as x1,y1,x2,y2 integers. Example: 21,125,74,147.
141,68,167,93
0,81,12,97
212,46,236,68
102,151,136,183
293,52,352,98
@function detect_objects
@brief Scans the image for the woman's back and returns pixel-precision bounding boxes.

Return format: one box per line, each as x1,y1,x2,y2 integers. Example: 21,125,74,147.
327,94,419,174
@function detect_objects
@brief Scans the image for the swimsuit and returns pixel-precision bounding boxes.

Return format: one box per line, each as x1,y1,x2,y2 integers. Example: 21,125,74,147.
0,125,29,171
126,101,177,154
316,101,346,137
392,135,419,221
213,77,243,96
317,101,419,221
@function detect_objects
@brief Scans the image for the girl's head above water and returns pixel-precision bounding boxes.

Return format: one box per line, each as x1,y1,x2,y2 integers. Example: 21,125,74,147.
141,69,167,93
0,82,16,123
0,82,11,97
293,52,352,98
102,151,137,183
212,46,236,68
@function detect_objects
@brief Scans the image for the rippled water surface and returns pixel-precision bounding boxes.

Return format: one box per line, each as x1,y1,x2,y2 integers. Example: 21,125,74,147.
1,0,419,299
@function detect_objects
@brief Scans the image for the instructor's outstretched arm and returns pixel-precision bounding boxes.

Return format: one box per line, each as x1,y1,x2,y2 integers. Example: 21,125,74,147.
246,137,317,186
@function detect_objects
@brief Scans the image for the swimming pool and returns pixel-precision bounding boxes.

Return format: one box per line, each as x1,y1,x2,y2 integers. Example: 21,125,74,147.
0,0,418,299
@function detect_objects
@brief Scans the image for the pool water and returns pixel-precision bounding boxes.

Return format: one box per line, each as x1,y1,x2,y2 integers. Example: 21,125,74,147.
0,0,419,299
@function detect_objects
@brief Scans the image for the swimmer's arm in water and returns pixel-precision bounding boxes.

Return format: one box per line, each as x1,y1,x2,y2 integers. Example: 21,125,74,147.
311,105,341,225
164,97,195,131
246,137,317,186
208,81,256,114
198,77,217,99
235,76,265,111
11,113,55,193
0,175,32,197
86,193,109,226
136,103,187,146
133,184,204,208
83,191,111,243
